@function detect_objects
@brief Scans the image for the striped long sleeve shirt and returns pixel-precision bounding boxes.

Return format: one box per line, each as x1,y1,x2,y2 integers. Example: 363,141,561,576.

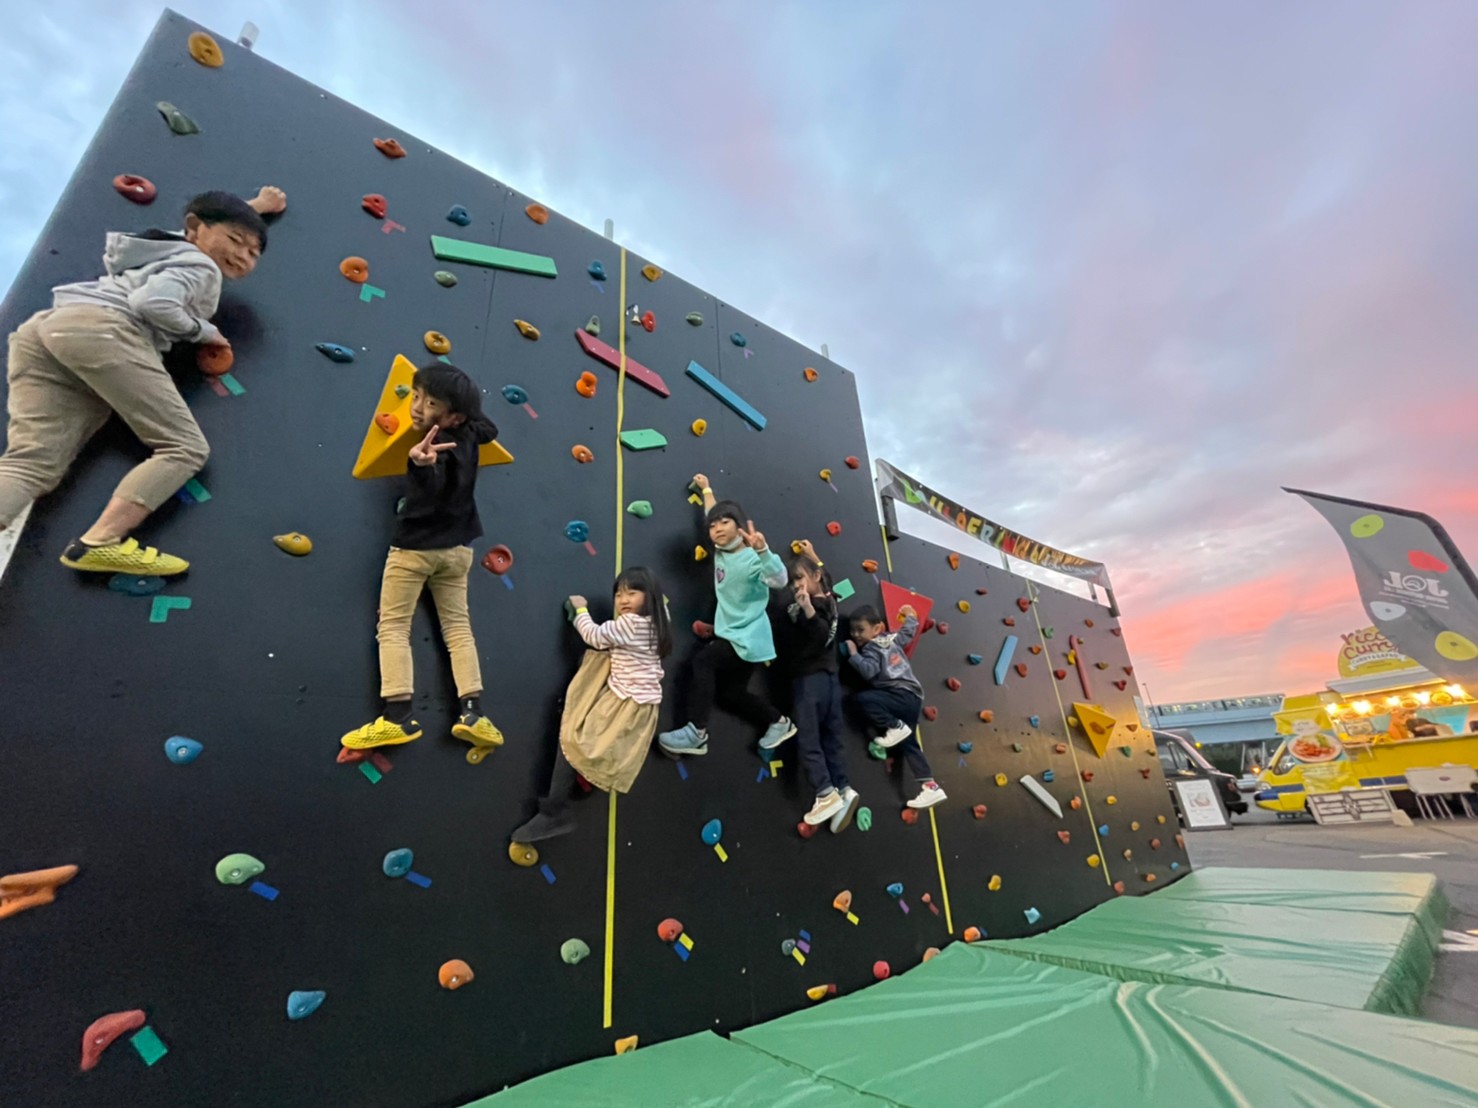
573,611,664,704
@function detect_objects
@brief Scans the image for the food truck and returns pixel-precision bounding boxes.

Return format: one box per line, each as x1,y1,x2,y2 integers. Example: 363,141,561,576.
1255,627,1478,814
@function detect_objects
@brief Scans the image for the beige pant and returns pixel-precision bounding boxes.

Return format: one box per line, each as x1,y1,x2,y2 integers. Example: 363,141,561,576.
0,305,210,529
378,545,483,700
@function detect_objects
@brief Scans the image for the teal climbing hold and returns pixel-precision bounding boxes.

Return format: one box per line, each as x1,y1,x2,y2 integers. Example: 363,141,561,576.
701,818,723,846
588,261,606,280
1024,907,1041,925
729,331,746,347
382,848,414,878
967,653,983,665
501,385,528,405
885,882,903,898
856,807,873,831
958,742,973,754
286,990,325,1020
1041,770,1054,782
619,429,668,451
1029,715,1040,727
446,205,471,226
164,737,202,764
108,574,166,597
315,342,355,363
565,521,590,543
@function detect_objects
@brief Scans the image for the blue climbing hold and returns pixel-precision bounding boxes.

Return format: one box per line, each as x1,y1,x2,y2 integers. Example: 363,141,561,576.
382,848,414,878
501,385,528,405
446,205,471,226
565,520,590,543
164,736,203,764
1098,824,1110,836
1171,862,1181,871
588,260,606,280
1024,907,1041,925
1029,715,1040,728
885,882,903,898
967,653,983,665
108,573,166,597
286,990,326,1020
729,331,747,347
315,342,355,363
1041,769,1054,782
958,741,973,754
700,818,722,846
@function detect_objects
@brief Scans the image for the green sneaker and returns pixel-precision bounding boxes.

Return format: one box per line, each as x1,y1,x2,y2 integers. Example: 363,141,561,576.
60,537,189,576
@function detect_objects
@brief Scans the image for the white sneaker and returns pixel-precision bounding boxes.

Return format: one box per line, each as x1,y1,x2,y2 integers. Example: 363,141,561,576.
830,786,860,833
877,722,912,748
906,781,947,809
804,790,846,826
759,716,798,750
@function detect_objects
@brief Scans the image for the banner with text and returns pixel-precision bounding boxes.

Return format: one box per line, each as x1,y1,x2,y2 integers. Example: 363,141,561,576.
877,459,1109,588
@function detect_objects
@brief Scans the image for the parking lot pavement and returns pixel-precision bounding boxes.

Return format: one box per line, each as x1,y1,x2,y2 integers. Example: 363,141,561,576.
1183,805,1478,1029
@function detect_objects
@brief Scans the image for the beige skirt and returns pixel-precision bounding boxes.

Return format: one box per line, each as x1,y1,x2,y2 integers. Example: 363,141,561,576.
558,650,660,794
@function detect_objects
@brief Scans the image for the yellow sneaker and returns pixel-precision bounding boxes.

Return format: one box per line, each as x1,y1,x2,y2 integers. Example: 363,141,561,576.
60,537,189,576
452,715,505,763
341,717,423,749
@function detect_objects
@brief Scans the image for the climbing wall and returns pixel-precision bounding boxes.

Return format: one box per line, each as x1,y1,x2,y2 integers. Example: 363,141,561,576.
0,13,1184,1107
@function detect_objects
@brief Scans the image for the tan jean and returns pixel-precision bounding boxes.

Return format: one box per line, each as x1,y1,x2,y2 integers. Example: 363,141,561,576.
0,305,210,528
378,545,483,700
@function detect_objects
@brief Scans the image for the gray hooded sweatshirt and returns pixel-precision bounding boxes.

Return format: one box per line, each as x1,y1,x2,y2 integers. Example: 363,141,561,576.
847,615,925,699
51,231,223,352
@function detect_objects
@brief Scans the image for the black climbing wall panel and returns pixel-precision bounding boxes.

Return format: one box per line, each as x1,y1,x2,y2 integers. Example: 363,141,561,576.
0,12,1187,1107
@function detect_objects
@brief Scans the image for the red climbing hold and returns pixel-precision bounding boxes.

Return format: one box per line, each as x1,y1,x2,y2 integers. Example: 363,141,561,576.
373,137,406,158
1140,768,1152,778
826,522,841,537
922,706,938,721
80,1009,146,1071
1084,619,1094,627
1113,881,1126,894
945,678,961,692
1054,669,1068,680
692,621,715,640
196,344,234,377
1123,666,1134,675
972,805,987,819
1029,645,1042,655
112,174,156,204
975,587,989,595
1113,680,1127,690
657,918,683,942
1002,617,1015,627
481,545,513,575
921,618,937,633
1014,663,1028,677
872,961,891,981
845,456,860,469
1149,838,1161,850
1081,771,1094,782
796,821,817,839
1057,831,1071,844
1017,598,1031,612
935,622,949,635
361,193,387,219
900,809,919,824
1111,628,1123,637
640,310,656,333
336,746,367,764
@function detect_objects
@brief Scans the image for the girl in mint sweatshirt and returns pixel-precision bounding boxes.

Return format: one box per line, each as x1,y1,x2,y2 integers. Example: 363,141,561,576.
657,474,795,756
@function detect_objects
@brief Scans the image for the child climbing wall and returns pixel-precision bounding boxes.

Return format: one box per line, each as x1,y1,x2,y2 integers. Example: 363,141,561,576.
0,13,1184,1108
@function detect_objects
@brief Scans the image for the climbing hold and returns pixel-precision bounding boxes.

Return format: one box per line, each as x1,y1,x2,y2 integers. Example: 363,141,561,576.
1123,848,1134,861
374,413,399,436
479,545,513,576
1113,680,1127,691
1157,815,1167,824
922,706,938,722
1024,907,1042,925
819,468,833,483
729,331,747,347
1058,830,1071,844
196,344,233,376
831,890,853,914
862,559,879,574
826,522,842,537
845,456,860,470
434,270,458,287
1012,743,1024,753
1106,795,1117,805
382,849,414,878
803,367,819,382
501,385,528,405
362,193,387,219
514,319,541,340
946,678,961,692
796,821,817,839
922,947,942,964
444,205,472,226
1144,873,1158,884
1017,597,1032,612
561,939,591,965
948,553,961,570
637,264,662,282
79,1010,147,1071
438,959,474,990
112,174,156,204
571,445,595,464
1054,669,1068,680
156,101,200,135
900,808,918,824
694,546,709,562
873,961,892,980
1086,854,1102,868
1171,862,1182,872
856,807,873,831
614,1034,640,1054
1029,716,1041,728
638,310,656,333
588,261,606,280
1084,618,1095,627
936,622,950,635
340,256,369,283
1014,664,1028,677
108,574,166,597
1150,838,1162,850
1095,662,1110,670
620,429,668,452
164,736,203,764
507,841,539,867
1041,770,1054,782
978,710,994,723
1070,796,1082,810
957,741,973,753
1029,645,1043,655
976,587,990,595
286,990,325,1021
565,521,590,543
967,653,983,665
994,773,1008,787
1054,742,1067,754
215,853,265,885
658,918,684,943
962,926,984,943
1131,821,1141,831
188,30,224,66
626,501,653,518
373,137,406,158
973,804,987,819
315,342,355,363
423,331,451,355
1098,824,1110,836
1175,834,1185,849
988,875,1002,891
1,864,79,920
1003,617,1016,627
1141,767,1153,778
886,882,903,898
524,202,549,224
686,312,704,326
692,621,714,639
690,418,707,437
806,985,837,1002
701,819,723,846
1081,770,1094,782
580,318,602,341
781,939,797,956
867,741,886,760
957,600,971,613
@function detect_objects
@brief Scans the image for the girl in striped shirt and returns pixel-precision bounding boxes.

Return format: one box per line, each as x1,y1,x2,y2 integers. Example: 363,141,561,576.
511,566,672,845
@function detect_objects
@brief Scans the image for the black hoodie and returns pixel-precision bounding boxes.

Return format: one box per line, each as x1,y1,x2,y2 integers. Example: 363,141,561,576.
391,421,496,550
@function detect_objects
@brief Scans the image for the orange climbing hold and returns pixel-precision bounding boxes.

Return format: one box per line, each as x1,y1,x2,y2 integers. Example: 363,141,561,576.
1070,796,1082,810
947,553,960,570
197,344,234,377
922,947,941,962
826,522,841,536
1029,645,1043,655
803,367,818,382
575,372,598,398
1054,742,1068,754
862,559,879,573
373,137,406,158
1017,597,1032,612
658,918,684,942
482,545,513,575
187,31,224,67
374,413,399,435
900,808,919,825
340,256,369,283
1,864,79,919
978,710,993,723
973,804,987,819
525,203,549,224
571,445,594,464
438,959,474,989
641,264,662,282
831,891,853,913
963,926,983,942
1014,663,1028,677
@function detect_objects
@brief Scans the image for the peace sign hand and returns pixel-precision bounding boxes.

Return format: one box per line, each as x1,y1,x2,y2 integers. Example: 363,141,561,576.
408,426,456,466
739,519,768,554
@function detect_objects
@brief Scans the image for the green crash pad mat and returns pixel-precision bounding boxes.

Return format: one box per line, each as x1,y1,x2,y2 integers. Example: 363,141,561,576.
986,880,1437,1014
466,1031,877,1107
734,945,1478,1108
1156,866,1449,946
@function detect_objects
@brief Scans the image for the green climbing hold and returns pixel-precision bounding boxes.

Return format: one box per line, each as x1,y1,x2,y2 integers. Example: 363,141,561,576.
215,853,265,886
619,429,668,451
156,101,200,135
584,315,601,336
626,501,653,518
856,807,873,831
1012,743,1023,753
1042,627,1054,639
868,741,886,760
561,938,590,965
434,271,458,287
685,312,703,326
394,384,410,399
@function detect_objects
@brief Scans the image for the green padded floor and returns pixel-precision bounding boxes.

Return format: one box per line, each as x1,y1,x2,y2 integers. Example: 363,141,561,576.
734,946,1478,1108
987,868,1442,1014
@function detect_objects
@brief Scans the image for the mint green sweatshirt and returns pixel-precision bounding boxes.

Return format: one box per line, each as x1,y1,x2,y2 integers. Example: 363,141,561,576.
714,543,788,662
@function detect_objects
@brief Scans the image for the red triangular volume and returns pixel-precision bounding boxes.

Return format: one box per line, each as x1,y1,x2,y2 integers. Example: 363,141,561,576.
879,581,935,658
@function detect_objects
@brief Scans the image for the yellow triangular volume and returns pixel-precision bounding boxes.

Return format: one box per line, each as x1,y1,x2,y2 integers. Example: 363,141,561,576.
1071,701,1118,759
352,355,514,479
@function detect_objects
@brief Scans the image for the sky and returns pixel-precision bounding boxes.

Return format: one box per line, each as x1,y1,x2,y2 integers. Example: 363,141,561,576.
3,1,1477,703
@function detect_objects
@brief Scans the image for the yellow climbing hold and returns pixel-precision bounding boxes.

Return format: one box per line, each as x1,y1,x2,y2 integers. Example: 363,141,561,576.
1105,795,1117,805
987,874,1002,891
957,600,971,613
994,773,1008,787
819,469,832,482
642,264,662,282
694,546,709,562
272,532,313,556
1086,854,1101,868
691,419,707,437
614,1035,639,1054
1130,821,1141,831
1157,815,1167,824
514,319,541,340
507,842,539,867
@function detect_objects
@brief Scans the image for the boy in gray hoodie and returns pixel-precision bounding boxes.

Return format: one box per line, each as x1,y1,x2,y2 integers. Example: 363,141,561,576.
844,604,947,809
0,186,285,576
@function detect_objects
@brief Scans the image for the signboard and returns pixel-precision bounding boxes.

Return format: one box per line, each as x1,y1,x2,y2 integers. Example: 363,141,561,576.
1336,626,1425,679
1171,778,1232,830
1307,789,1398,826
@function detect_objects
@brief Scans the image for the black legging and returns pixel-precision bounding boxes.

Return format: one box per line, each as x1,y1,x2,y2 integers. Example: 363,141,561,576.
688,638,781,730
541,749,578,813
